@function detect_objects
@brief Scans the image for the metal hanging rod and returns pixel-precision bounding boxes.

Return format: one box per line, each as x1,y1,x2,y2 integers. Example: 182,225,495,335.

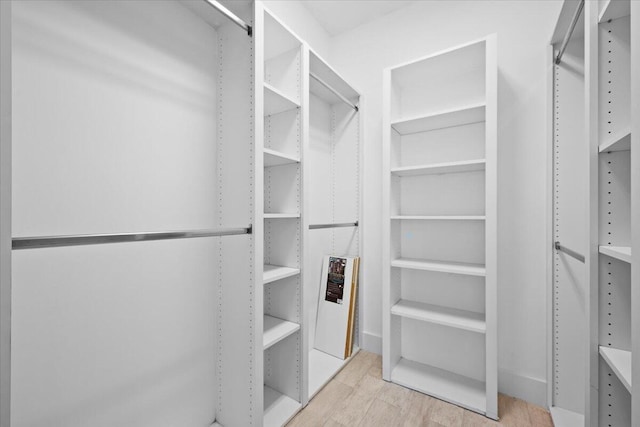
309,221,359,230
12,226,252,250
555,0,584,65
203,0,252,36
554,241,585,263
310,72,358,111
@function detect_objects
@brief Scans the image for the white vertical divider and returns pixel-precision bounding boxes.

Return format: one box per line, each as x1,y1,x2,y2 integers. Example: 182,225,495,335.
631,1,640,424
585,1,600,426
0,1,11,426
252,3,266,426
381,68,392,381
300,44,310,409
545,44,555,412
484,33,498,421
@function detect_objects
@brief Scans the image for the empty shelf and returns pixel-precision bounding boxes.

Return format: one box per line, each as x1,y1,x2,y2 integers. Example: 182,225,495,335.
391,299,486,333
263,315,300,350
599,346,631,392
263,265,300,284
391,258,486,277
599,129,631,152
264,83,300,116
391,159,485,176
264,385,301,427
599,246,631,263
391,215,485,221
391,104,485,135
264,213,300,219
392,358,486,414
599,0,630,23
264,148,300,167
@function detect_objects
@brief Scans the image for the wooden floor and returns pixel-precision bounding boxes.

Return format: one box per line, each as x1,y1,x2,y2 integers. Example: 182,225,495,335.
288,351,553,427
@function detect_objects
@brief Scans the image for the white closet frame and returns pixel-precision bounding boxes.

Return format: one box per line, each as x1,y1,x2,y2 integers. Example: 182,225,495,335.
550,1,638,426
304,47,363,405
1,1,256,426
382,35,498,420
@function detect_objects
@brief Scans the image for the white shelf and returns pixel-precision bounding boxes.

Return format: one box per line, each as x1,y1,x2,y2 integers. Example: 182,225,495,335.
391,104,485,135
264,148,300,167
391,358,486,414
391,215,485,221
263,315,300,350
264,213,300,219
599,346,632,392
264,83,299,116
263,385,301,427
391,159,485,177
308,347,359,399
599,129,631,152
391,299,486,334
391,257,486,277
599,245,631,263
599,0,631,23
263,264,300,284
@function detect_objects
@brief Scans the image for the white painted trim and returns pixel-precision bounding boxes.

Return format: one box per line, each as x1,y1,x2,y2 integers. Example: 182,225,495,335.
0,1,11,426
584,2,599,426
362,332,382,355
498,368,548,408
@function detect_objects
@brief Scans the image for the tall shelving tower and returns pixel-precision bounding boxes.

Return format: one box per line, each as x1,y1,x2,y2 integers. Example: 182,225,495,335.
382,35,498,419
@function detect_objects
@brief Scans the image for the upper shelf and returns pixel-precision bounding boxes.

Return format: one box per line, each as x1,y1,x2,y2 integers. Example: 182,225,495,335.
391,104,485,135
391,159,486,177
263,264,300,284
599,246,631,263
391,257,486,277
599,129,631,153
264,83,299,116
264,148,300,167
391,299,486,334
599,346,631,392
599,0,631,23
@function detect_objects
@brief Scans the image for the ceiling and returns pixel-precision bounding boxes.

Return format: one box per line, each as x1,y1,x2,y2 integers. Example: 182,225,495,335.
300,1,414,36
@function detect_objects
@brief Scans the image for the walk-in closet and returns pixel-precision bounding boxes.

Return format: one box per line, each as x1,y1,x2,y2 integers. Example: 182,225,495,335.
0,1,638,426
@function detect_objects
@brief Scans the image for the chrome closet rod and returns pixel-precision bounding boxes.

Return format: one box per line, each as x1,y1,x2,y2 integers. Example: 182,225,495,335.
310,72,359,111
12,226,252,250
309,221,359,230
203,0,252,36
554,241,585,263
555,0,584,64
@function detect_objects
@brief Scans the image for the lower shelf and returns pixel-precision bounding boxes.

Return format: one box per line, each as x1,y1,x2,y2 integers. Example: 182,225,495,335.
599,346,632,392
264,385,301,427
391,358,486,415
308,347,360,399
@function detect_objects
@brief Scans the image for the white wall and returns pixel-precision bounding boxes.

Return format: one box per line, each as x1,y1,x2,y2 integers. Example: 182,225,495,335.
327,0,562,407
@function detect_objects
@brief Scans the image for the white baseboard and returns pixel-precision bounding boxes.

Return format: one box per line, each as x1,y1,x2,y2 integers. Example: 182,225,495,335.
360,332,547,407
498,368,547,407
361,332,382,354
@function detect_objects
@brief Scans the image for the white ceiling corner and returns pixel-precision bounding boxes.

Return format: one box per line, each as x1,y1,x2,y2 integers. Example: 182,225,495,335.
300,0,414,36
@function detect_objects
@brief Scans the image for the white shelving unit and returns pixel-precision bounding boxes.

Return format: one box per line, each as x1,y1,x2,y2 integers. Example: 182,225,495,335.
256,4,305,426
304,48,362,403
382,36,498,419
589,0,635,425
3,1,257,427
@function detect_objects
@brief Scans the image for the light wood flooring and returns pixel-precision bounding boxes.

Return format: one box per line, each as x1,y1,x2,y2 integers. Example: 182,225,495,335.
287,351,554,427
